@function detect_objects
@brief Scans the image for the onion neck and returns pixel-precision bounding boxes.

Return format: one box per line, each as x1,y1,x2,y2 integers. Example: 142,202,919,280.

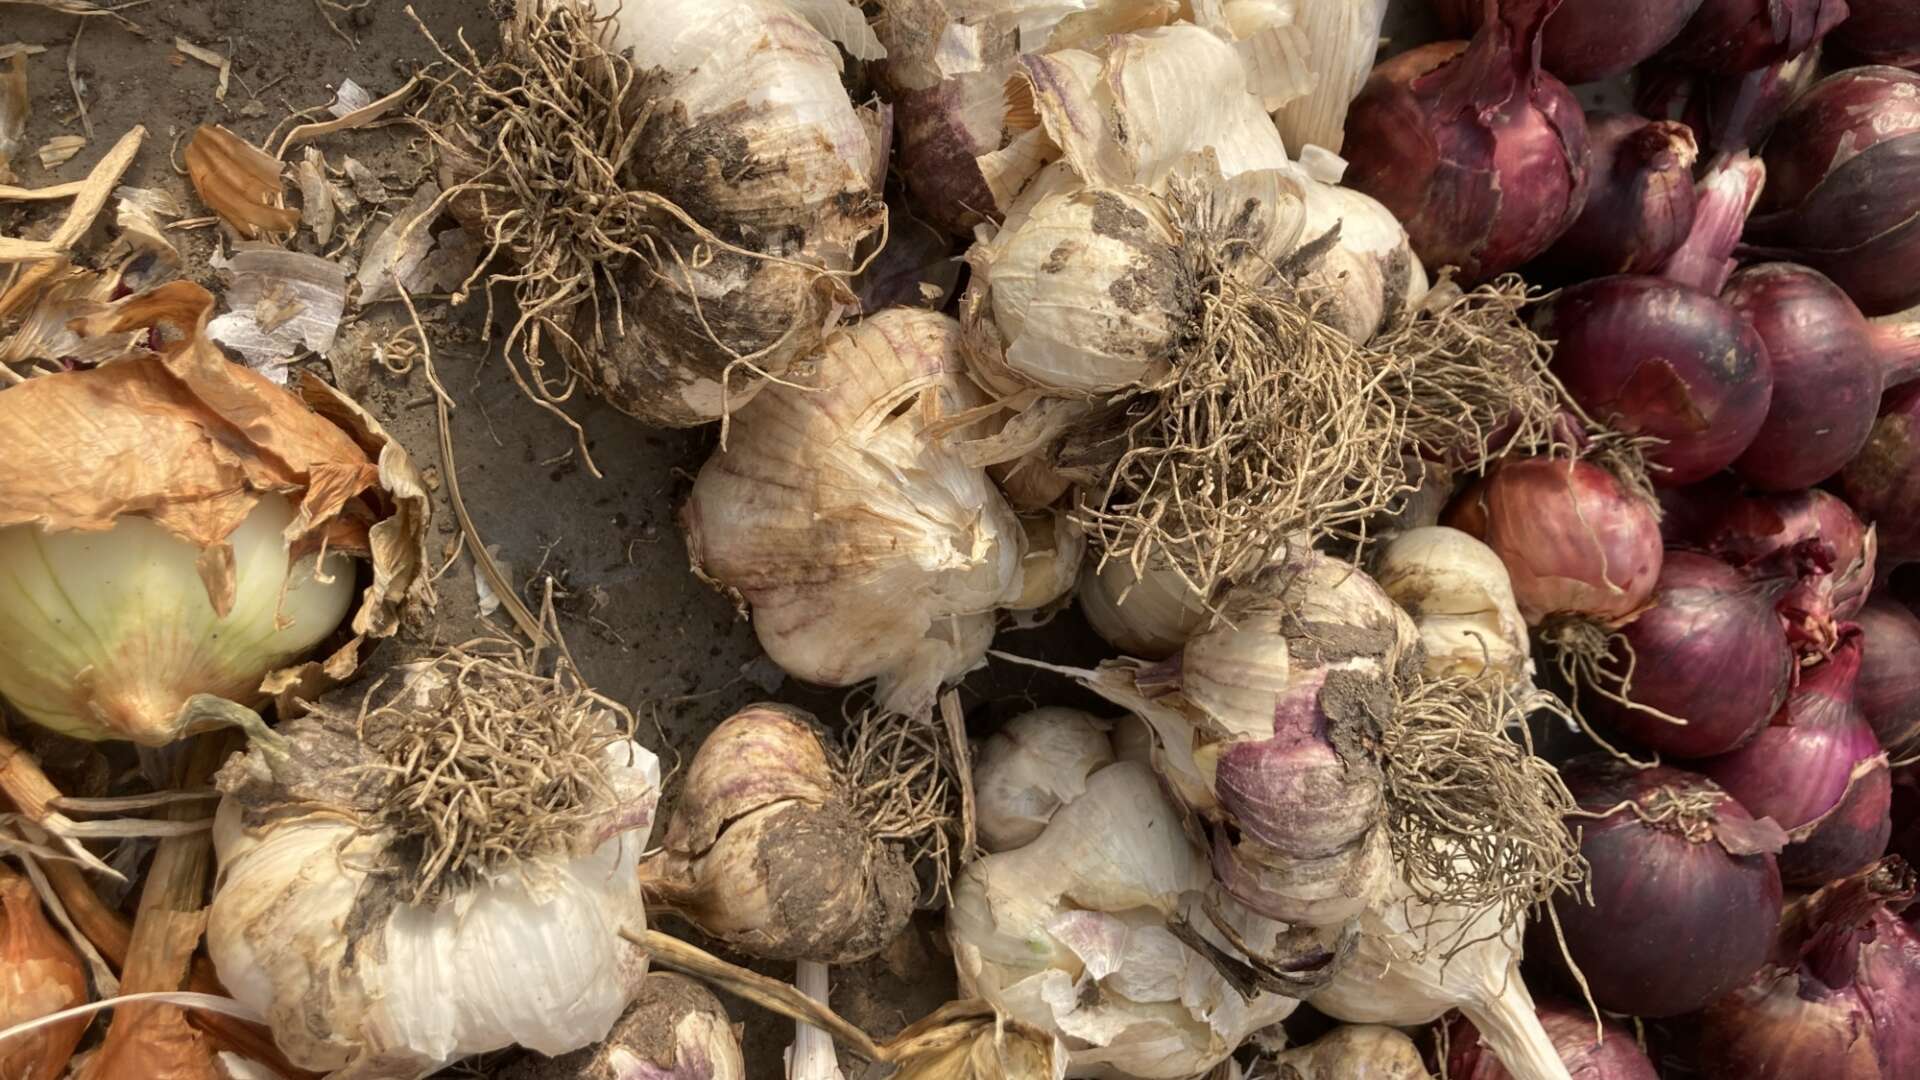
1873,310,1920,390
1661,151,1765,295
1461,973,1574,1080
1427,0,1564,114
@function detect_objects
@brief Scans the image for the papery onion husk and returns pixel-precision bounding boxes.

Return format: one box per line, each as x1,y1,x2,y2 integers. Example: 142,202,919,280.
1536,115,1698,281
1704,636,1894,885
0,281,429,746
1536,276,1772,485
207,646,661,1076
1538,757,1785,1018
1444,996,1660,1080
683,309,1022,717
1859,596,1920,756
1745,66,1920,316
1697,858,1920,1080
1444,456,1663,626
1658,149,1767,298
1590,551,1794,758
1344,0,1592,283
641,704,935,963
1635,46,1824,156
185,125,300,240
0,864,89,1080
1831,0,1920,65
423,0,887,428
1433,0,1707,83
1269,1024,1431,1079
973,707,1114,853
495,972,744,1080
1842,383,1920,567
1662,0,1850,74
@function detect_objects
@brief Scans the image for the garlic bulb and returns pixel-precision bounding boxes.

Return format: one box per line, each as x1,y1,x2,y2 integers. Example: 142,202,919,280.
642,705,921,964
1374,526,1532,687
1266,1024,1433,1080
974,708,1114,852
1310,871,1571,1080
949,760,1300,1079
0,865,88,1080
496,973,745,1080
0,281,427,745
885,999,1068,1079
683,309,1024,716
1294,176,1430,343
207,652,660,1076
1009,511,1087,615
1077,557,1213,660
1270,0,1393,156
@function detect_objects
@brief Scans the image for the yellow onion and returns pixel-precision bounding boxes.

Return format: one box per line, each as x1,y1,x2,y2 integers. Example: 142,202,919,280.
0,864,88,1080
0,282,427,745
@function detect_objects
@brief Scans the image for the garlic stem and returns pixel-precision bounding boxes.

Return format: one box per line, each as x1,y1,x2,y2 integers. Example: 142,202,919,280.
1460,979,1574,1080
788,961,846,1080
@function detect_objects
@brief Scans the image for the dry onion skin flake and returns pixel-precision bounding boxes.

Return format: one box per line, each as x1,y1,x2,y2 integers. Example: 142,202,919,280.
0,281,427,745
206,645,660,1076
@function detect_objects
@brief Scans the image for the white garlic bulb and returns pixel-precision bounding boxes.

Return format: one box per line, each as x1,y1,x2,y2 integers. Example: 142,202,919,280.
949,760,1299,1080
1077,557,1213,660
575,0,888,425
1374,526,1532,687
207,658,661,1077
1009,510,1087,615
683,309,1024,716
1295,178,1430,343
974,708,1114,852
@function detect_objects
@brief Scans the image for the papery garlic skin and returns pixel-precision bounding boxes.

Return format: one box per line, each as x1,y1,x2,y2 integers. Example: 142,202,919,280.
1268,1024,1434,1080
0,866,88,1080
208,703,660,1076
684,309,1023,716
1009,511,1087,614
0,494,355,745
579,0,887,425
975,708,1114,852
1271,0,1393,156
950,761,1299,1080
1374,526,1532,687
1077,558,1213,660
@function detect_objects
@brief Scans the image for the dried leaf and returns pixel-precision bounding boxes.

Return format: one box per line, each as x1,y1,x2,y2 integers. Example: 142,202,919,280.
172,38,230,103
340,155,387,204
0,50,26,184
356,182,439,302
184,125,299,240
295,147,336,244
0,259,135,366
205,248,348,383
327,78,372,118
112,185,181,262
402,224,481,294
35,135,84,169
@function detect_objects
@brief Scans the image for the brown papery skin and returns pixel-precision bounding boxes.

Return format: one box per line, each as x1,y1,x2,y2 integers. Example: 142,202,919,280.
1444,457,1663,626
0,866,88,1080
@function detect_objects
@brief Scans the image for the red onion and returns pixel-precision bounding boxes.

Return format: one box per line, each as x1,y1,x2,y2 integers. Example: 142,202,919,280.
1662,0,1850,74
1536,276,1772,485
1859,596,1920,755
1537,115,1698,279
1831,0,1920,66
1540,756,1784,1018
1444,997,1659,1080
1724,263,1920,490
1746,67,1920,316
1842,384,1920,567
1636,46,1826,155
1432,0,1707,84
1443,457,1663,626
1893,772,1919,896
1591,551,1793,758
1344,0,1591,283
1705,637,1894,885
1698,859,1920,1080
1659,151,1767,296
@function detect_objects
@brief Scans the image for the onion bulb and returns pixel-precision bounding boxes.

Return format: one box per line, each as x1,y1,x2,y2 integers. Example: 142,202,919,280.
1538,114,1698,280
207,649,661,1076
1661,0,1849,74
1344,0,1592,283
1858,596,1920,756
1842,383,1920,567
1444,998,1659,1080
0,865,88,1080
1373,525,1532,687
1433,0,1706,83
641,705,922,964
0,281,426,745
973,707,1114,853
683,309,1023,717
1539,757,1784,1018
1830,0,1920,66
1268,1025,1431,1079
1698,859,1920,1080
1444,457,1663,627
1704,637,1894,886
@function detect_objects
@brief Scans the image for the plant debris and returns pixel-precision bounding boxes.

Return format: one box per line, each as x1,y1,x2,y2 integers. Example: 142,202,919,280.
35,134,85,169
172,37,230,103
205,248,348,382
184,125,299,240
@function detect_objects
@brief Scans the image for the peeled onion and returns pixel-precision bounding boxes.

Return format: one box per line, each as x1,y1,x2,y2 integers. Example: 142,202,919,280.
1858,596,1920,756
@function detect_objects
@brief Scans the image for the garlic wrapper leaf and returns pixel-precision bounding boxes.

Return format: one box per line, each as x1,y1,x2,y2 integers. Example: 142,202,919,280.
1270,0,1393,156
1008,510,1087,617
886,999,1069,1079
974,708,1114,852
436,0,887,427
1374,526,1532,687
949,760,1300,1079
683,309,1023,716
1310,870,1572,1080
0,281,428,745
1077,556,1213,661
207,652,660,1077
497,973,744,1080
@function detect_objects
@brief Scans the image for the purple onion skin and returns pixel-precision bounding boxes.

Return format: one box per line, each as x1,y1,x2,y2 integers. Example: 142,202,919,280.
1663,0,1851,75
1779,761,1894,884
1445,998,1659,1079
1832,0,1920,66
1726,264,1882,490
1747,67,1920,316
1538,115,1698,279
1637,46,1826,155
1543,757,1783,1018
1842,384,1920,567
1595,552,1793,758
1858,597,1920,755
1345,0,1592,284
1432,0,1707,84
1538,276,1772,485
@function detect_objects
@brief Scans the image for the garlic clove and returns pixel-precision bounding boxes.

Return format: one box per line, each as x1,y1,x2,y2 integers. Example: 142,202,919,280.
1267,1023,1433,1080
1374,526,1533,687
1076,557,1213,660
660,704,838,855
1212,822,1393,927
